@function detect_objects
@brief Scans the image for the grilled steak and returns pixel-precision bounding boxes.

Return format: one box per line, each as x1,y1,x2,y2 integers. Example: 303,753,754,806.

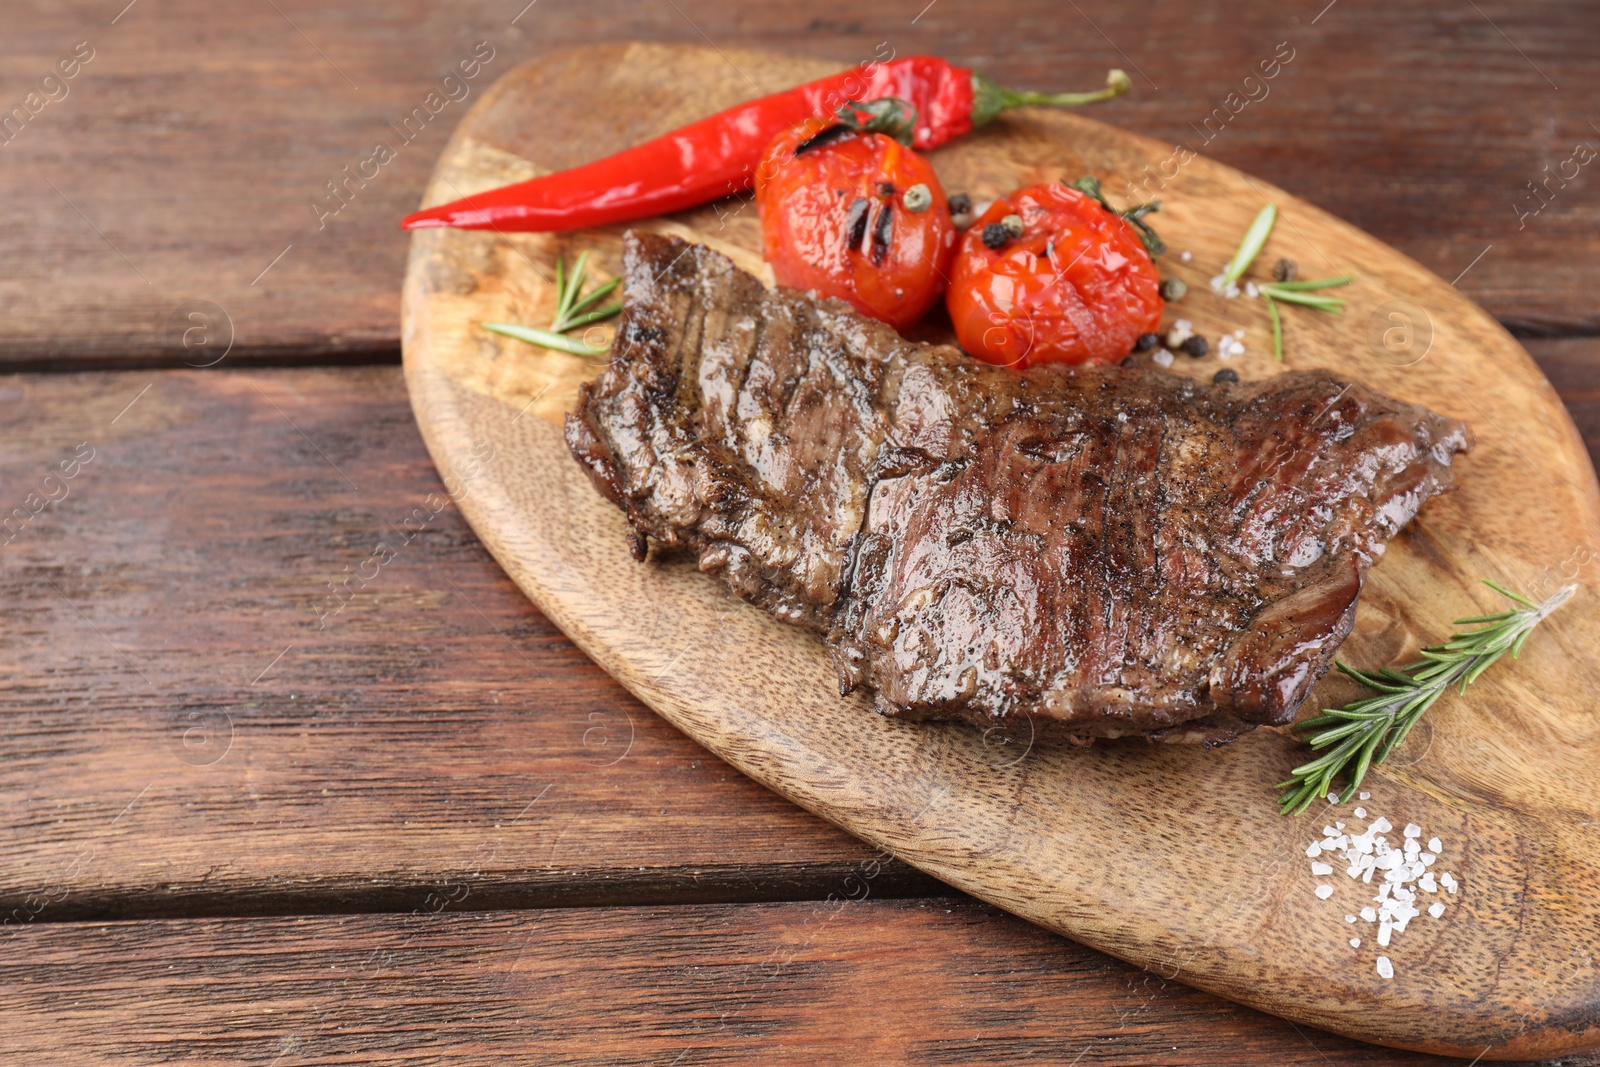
566,232,1472,745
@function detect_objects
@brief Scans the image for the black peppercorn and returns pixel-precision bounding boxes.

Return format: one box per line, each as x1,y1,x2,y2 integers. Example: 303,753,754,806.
1272,257,1297,283
948,193,972,217
1212,368,1239,383
982,223,1010,249
1134,332,1161,352
1179,335,1209,358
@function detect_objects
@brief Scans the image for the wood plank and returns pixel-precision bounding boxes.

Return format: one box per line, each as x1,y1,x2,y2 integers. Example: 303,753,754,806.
2,897,1590,1066
0,366,941,918
1,0,1596,369
1,350,1595,923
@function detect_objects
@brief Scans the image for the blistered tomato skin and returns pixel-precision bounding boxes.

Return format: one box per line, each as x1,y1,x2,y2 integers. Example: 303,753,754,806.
947,183,1164,367
756,119,957,331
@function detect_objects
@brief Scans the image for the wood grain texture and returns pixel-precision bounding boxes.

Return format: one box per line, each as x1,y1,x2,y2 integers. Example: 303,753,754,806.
2,0,1597,369
2,897,1594,1067
0,366,943,919
403,44,1600,1058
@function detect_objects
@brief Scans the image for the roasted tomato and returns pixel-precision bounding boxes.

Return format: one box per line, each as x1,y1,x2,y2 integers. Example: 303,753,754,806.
756,114,956,331
946,182,1163,367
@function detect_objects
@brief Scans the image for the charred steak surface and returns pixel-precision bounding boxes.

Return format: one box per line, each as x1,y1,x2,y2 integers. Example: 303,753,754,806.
566,232,1472,745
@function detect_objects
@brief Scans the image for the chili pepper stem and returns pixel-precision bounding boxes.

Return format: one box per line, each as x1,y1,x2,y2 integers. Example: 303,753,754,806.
970,69,1131,127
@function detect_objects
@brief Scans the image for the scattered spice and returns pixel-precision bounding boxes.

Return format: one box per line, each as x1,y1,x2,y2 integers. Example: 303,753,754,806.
982,222,1011,249
1273,256,1298,282
948,192,973,227
1159,277,1187,301
1303,810,1462,981
1212,368,1239,383
1179,334,1209,358
1134,331,1161,352
902,182,932,213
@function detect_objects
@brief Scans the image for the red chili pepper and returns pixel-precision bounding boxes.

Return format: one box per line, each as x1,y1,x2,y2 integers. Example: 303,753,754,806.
401,57,1130,233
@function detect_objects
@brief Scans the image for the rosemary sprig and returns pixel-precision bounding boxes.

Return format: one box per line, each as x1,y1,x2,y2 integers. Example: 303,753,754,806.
1277,581,1576,816
483,250,621,357
1258,275,1353,361
1216,205,1352,360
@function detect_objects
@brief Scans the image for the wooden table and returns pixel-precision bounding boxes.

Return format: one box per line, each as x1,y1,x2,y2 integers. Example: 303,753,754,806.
2,2,1596,1062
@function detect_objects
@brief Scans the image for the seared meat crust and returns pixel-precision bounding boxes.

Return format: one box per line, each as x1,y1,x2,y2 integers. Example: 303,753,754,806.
566,233,1472,745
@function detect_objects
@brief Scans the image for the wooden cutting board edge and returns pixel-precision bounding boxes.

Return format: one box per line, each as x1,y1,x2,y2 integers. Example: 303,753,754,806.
401,44,1600,1060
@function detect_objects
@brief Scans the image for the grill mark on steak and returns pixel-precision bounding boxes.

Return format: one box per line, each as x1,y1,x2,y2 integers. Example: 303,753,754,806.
566,232,1474,746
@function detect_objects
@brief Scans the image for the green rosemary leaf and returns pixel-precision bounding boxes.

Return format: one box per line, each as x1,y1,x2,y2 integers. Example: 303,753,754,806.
1259,275,1353,292
564,276,622,322
1222,203,1276,286
1265,291,1284,361
1277,581,1574,815
483,321,608,358
1483,580,1540,609
562,302,624,331
1262,290,1346,312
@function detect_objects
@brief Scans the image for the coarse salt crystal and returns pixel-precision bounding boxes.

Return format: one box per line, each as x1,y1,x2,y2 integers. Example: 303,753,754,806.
1306,842,1322,858
1358,792,1370,801
1429,902,1446,918
1360,907,1377,922
1152,349,1175,368
1350,937,1361,948
1181,250,1193,262
1404,824,1422,838
1371,817,1393,833
1353,807,1366,818
1315,884,1334,900
1245,281,1259,298
1376,956,1394,979
1428,837,1442,853
1345,914,1358,923
1311,861,1333,876
1233,328,1245,339
1377,922,1392,947
1326,792,1339,805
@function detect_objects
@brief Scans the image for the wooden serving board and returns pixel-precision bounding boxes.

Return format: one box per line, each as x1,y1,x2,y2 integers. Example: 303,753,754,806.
402,43,1600,1059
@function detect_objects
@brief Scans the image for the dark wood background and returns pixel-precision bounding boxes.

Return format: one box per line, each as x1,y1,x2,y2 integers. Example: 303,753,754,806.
2,1,1597,1062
